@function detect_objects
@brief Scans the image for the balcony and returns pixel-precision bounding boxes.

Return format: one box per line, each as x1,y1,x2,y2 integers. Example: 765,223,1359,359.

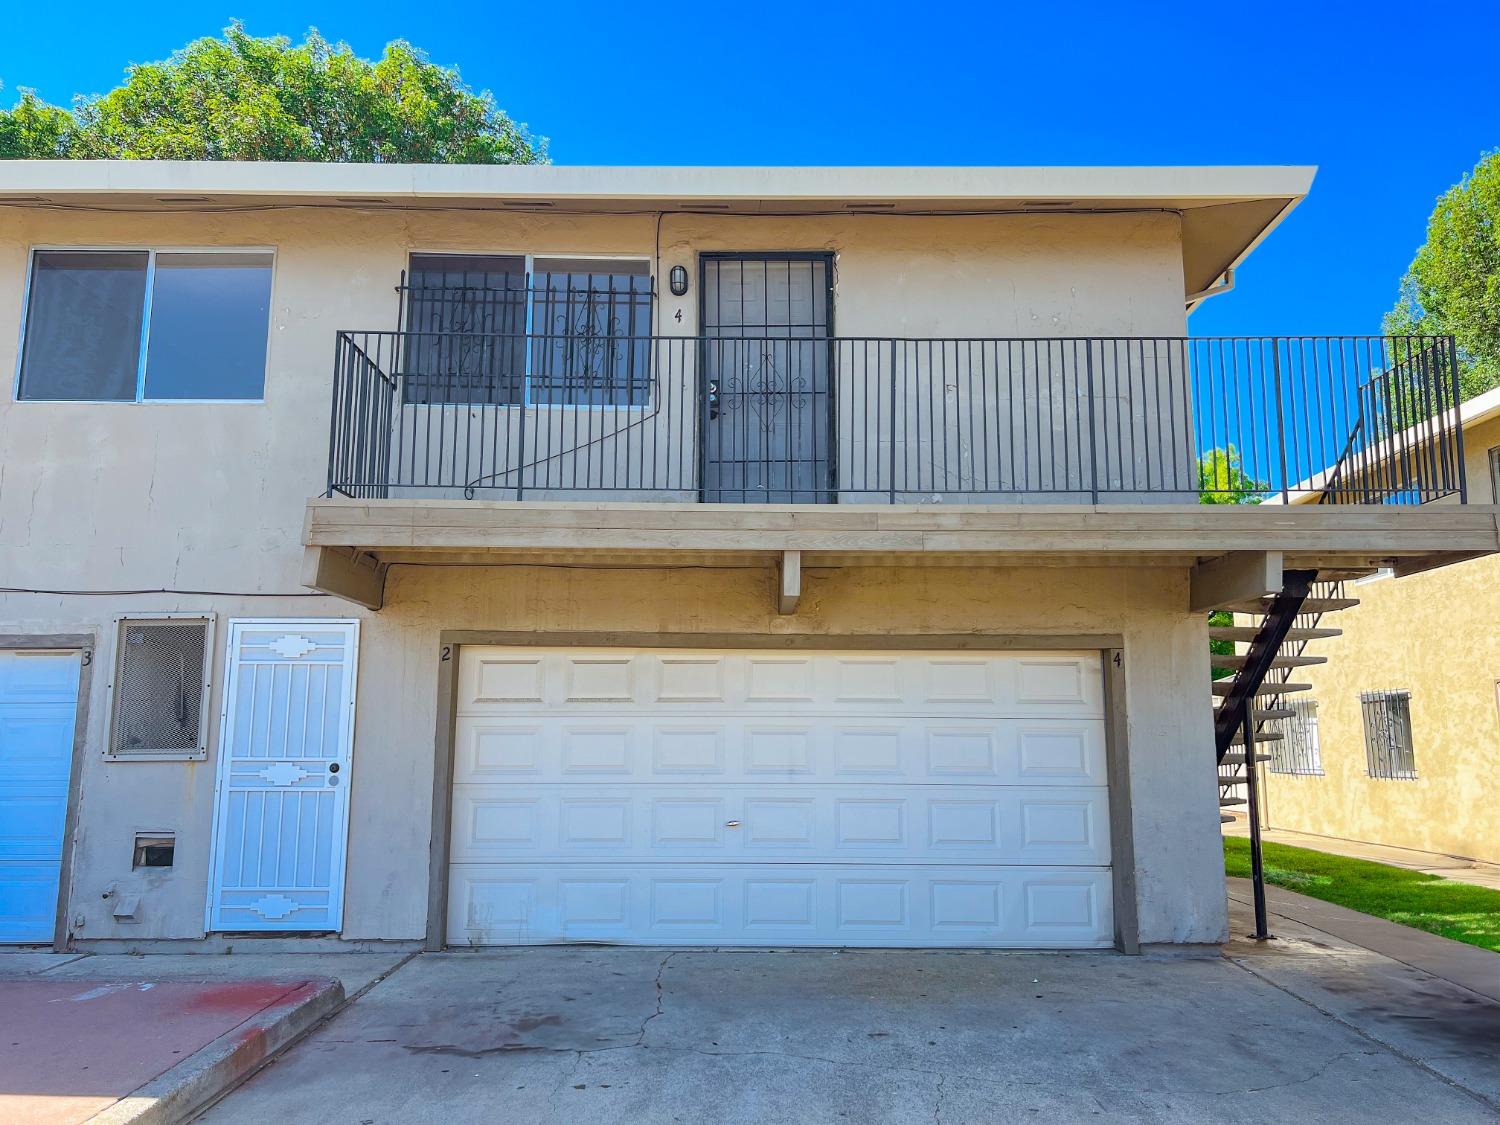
306,332,1499,609
327,332,1467,505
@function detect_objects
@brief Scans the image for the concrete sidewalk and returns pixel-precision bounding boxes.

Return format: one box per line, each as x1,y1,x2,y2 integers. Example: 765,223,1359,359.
0,951,409,1125
1222,815,1500,891
1225,880,1500,1107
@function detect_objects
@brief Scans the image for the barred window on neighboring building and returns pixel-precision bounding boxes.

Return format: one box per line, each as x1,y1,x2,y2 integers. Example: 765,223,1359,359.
1361,690,1417,779
106,616,215,760
1269,698,1323,775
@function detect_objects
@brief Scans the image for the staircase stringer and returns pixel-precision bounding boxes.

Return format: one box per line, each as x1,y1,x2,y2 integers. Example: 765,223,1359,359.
1213,570,1316,761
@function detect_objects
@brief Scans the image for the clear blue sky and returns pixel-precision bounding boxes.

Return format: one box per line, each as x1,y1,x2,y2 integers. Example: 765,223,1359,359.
4,1,1495,338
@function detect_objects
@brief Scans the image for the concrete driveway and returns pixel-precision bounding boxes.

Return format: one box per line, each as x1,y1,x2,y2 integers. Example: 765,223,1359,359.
197,933,1500,1124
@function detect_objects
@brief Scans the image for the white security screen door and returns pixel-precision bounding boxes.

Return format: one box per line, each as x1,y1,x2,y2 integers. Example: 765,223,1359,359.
0,651,81,944
206,620,358,932
448,647,1112,948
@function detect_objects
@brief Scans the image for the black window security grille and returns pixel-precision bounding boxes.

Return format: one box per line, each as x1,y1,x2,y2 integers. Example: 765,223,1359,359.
1268,698,1323,775
1361,690,1417,779
399,254,652,406
108,618,212,758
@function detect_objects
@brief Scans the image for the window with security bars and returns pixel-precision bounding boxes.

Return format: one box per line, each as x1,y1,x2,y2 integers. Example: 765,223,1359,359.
1361,690,1417,779
107,617,214,759
399,253,653,407
1268,698,1323,775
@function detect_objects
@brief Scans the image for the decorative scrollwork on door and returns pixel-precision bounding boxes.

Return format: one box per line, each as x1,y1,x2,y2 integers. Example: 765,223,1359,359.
721,342,810,434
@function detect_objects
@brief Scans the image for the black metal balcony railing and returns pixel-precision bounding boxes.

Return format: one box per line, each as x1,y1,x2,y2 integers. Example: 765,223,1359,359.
327,333,1467,506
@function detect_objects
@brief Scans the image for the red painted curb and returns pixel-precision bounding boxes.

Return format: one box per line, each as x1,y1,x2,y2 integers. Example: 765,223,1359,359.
85,978,346,1125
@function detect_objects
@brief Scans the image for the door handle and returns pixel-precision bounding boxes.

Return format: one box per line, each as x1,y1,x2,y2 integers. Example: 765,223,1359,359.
724,820,741,828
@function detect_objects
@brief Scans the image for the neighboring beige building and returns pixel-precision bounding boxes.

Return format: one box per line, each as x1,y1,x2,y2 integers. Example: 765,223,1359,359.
1259,392,1500,864
0,161,1494,954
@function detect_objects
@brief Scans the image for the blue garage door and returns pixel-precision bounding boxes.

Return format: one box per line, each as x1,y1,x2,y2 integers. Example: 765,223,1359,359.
0,650,81,944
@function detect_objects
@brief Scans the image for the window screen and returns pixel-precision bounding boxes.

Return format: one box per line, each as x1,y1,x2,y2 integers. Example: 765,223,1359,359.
17,250,272,402
1489,446,1499,505
18,250,148,400
1268,698,1323,775
108,617,213,758
1361,690,1417,779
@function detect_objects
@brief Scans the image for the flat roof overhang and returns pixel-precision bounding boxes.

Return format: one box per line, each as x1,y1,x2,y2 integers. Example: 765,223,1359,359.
0,161,1315,303
301,498,1500,610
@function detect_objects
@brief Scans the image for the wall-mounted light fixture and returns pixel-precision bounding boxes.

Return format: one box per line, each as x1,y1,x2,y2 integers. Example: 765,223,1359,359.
669,265,689,296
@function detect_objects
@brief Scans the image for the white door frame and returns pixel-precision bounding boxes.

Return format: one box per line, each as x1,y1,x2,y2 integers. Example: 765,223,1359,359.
205,618,359,933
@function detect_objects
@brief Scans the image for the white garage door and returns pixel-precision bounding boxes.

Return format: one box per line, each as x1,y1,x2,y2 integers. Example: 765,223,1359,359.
448,647,1113,948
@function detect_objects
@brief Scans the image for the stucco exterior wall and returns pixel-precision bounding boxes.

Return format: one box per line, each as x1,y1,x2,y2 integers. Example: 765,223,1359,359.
0,204,1226,947
1261,414,1500,864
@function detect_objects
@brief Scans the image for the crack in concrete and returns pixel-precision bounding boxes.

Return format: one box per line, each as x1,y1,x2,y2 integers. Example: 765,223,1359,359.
635,952,677,1046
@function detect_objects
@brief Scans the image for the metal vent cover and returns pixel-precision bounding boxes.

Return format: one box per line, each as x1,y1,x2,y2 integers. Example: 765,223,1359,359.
108,617,213,759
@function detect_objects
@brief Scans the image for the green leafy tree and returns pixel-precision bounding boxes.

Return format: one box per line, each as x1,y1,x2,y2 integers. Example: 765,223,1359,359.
0,24,544,163
1385,150,1500,402
1199,446,1266,677
0,89,76,157
1197,445,1268,505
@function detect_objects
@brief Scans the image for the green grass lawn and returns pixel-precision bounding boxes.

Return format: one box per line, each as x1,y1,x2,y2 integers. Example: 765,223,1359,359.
1224,836,1500,953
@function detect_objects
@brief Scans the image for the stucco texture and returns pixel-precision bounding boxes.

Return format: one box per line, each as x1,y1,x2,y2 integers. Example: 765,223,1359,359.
1262,414,1500,863
0,205,1224,947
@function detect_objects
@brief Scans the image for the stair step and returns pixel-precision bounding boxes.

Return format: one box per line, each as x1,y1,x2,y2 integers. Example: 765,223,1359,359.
1210,653,1327,671
1218,763,1274,784
1209,626,1342,643
1252,707,1296,721
1220,751,1273,765
1211,681,1312,697
1311,568,1382,582
1229,729,1284,745
1219,796,1247,807
1222,596,1360,615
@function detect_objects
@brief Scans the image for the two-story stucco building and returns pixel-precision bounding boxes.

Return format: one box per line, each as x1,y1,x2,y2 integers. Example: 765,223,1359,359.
1,162,1494,955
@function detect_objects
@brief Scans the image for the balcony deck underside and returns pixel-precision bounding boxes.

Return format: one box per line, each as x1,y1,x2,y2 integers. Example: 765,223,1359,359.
302,498,1500,609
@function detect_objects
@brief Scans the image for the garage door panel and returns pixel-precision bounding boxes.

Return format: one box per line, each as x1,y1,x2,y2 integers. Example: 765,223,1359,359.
449,646,1113,949
449,783,1109,866
454,718,1107,786
446,864,1113,948
458,651,1104,717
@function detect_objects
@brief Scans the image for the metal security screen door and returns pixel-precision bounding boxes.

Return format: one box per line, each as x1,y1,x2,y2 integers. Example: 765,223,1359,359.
701,254,835,502
206,620,359,932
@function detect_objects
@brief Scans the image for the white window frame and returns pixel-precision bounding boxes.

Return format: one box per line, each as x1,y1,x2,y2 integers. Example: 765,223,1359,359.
103,613,216,761
14,246,277,404
404,249,655,411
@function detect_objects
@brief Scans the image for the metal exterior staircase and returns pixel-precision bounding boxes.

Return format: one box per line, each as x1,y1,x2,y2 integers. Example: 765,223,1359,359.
1210,576,1357,804
1208,573,1360,937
